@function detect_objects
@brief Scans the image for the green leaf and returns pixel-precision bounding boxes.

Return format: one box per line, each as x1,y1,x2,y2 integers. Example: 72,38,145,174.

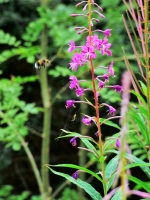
58,130,98,150
103,132,121,151
125,162,150,170
0,185,13,197
48,66,74,77
48,164,102,182
111,187,123,200
105,156,119,191
139,81,147,97
129,112,148,142
48,167,102,200
138,105,149,119
100,118,121,130
128,175,150,193
12,142,21,151
99,156,106,164
126,154,150,178
20,191,30,199
130,90,146,105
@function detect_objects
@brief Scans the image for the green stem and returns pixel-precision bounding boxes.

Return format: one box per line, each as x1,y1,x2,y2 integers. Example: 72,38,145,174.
40,0,52,198
78,100,88,200
17,134,45,199
0,111,45,199
144,0,150,148
87,0,107,195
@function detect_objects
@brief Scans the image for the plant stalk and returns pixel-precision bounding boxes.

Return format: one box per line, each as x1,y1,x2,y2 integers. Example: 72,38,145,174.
40,0,52,198
87,0,107,195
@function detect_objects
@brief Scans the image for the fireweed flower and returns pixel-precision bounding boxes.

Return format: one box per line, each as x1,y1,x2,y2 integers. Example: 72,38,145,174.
107,105,116,116
70,137,77,146
68,40,76,52
66,1,120,146
98,37,112,56
75,86,84,97
108,61,115,77
82,116,92,126
65,1,120,122
81,45,96,59
113,85,123,93
69,52,87,71
72,171,79,180
103,74,109,82
98,80,105,89
102,103,116,116
116,138,121,148
69,76,79,89
66,100,76,108
86,34,100,49
103,29,111,37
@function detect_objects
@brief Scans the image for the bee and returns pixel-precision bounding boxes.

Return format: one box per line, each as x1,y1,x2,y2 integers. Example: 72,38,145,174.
34,58,50,71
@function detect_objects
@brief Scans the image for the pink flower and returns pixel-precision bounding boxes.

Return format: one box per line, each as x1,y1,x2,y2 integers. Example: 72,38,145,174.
68,40,76,52
116,138,121,148
108,105,116,115
103,29,111,37
103,74,109,82
98,37,112,56
86,34,100,49
82,116,92,125
66,100,75,108
98,80,105,89
72,171,79,180
69,76,79,89
113,85,122,93
81,45,96,59
70,137,77,146
76,87,84,97
69,53,86,71
108,61,115,76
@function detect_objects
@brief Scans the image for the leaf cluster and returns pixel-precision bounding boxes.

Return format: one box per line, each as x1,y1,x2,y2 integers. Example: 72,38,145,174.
0,76,41,151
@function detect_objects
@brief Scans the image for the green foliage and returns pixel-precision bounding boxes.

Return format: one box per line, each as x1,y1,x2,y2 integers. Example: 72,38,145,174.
105,156,119,191
48,65,74,77
0,185,30,200
37,4,84,47
100,118,121,130
0,76,41,151
111,187,122,200
0,30,21,46
48,163,102,182
127,88,150,161
0,0,10,3
0,185,41,200
48,167,102,200
60,188,84,200
128,176,150,193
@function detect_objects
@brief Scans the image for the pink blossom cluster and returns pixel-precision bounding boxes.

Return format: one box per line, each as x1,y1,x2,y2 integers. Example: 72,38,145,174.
69,35,112,71
65,1,123,127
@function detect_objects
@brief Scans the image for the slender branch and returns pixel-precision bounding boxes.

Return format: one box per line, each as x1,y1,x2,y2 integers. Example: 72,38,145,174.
0,111,45,199
144,0,150,149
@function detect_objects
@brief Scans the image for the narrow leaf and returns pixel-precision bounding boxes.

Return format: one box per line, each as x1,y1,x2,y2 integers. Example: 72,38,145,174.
47,163,102,182
48,167,102,200
100,118,121,130
128,176,150,193
105,156,119,191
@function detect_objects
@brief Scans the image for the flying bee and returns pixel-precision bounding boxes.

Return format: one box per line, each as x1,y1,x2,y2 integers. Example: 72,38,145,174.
34,58,50,72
